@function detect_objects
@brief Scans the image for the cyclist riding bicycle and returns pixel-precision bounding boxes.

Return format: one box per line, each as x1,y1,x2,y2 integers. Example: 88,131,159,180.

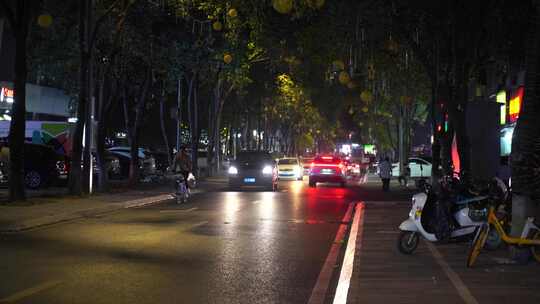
172,146,192,192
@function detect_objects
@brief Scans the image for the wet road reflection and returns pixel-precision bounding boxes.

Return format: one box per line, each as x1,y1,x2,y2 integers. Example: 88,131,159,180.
0,179,354,304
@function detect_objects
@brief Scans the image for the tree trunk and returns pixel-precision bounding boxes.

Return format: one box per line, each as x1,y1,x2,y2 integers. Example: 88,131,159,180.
70,0,92,195
7,0,30,201
510,1,540,236
159,84,171,167
128,67,151,186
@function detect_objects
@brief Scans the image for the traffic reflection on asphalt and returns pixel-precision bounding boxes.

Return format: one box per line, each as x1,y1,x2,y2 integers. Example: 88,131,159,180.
0,179,353,304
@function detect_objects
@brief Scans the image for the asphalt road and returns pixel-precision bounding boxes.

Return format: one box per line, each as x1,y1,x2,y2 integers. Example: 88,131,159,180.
0,178,391,304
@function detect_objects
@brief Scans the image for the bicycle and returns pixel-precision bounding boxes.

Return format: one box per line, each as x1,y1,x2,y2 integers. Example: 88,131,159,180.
467,204,540,267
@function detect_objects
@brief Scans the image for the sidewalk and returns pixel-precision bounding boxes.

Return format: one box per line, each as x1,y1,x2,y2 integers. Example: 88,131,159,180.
346,178,540,304
0,175,227,233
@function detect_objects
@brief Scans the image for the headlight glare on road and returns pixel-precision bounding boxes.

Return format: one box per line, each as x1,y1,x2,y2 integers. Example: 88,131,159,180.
228,166,238,175
262,165,273,175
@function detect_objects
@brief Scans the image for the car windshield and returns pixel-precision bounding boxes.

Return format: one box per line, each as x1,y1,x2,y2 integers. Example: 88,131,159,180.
236,152,272,162
278,159,297,165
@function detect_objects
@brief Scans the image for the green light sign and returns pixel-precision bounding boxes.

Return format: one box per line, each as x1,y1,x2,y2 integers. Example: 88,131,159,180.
363,144,375,154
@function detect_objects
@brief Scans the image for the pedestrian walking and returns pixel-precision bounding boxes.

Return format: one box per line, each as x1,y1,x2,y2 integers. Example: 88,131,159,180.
379,157,392,192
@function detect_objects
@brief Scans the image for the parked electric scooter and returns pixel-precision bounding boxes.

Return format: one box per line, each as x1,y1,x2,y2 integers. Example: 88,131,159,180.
397,176,508,254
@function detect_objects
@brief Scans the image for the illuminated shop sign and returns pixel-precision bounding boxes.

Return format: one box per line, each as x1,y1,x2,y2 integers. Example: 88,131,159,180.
508,87,523,123
0,87,14,103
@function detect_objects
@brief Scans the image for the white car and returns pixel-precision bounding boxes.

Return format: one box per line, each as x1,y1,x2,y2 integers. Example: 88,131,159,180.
277,157,303,180
392,157,432,178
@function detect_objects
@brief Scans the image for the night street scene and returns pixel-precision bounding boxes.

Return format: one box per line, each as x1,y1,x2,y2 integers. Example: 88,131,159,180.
0,0,540,303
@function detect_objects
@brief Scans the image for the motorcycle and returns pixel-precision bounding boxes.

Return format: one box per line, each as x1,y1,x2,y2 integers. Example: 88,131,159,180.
397,175,508,254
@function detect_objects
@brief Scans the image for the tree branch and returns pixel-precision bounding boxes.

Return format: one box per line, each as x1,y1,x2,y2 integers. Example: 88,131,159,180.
0,0,16,28
89,0,126,49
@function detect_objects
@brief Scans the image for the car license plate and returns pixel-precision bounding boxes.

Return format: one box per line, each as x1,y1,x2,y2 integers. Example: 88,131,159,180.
321,169,334,174
244,177,256,183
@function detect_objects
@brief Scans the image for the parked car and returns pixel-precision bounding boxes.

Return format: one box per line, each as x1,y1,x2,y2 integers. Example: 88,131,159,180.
228,151,278,191
391,157,432,178
0,143,68,189
308,155,346,188
277,157,303,180
107,146,156,178
92,151,122,179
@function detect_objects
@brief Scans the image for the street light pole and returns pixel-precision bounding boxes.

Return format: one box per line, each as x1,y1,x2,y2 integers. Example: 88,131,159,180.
176,77,182,153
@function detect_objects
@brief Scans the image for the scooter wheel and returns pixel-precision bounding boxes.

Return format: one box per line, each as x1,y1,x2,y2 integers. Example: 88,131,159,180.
484,226,502,251
467,224,489,268
397,231,419,254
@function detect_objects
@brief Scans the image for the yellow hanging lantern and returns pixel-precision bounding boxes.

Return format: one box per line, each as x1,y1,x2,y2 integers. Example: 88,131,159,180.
362,106,369,113
348,107,354,115
338,71,350,85
37,14,53,28
332,60,345,71
212,21,223,31
360,90,373,103
272,0,293,14
223,53,233,64
228,8,238,18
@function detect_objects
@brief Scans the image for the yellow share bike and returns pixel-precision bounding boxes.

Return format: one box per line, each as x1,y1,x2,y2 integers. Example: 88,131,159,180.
467,204,540,267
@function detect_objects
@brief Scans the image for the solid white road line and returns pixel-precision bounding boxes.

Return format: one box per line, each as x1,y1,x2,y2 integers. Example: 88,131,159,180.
426,242,479,304
308,202,356,304
332,202,365,304
0,280,62,303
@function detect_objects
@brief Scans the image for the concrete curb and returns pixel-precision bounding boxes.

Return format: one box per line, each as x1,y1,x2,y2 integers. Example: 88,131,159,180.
0,193,174,233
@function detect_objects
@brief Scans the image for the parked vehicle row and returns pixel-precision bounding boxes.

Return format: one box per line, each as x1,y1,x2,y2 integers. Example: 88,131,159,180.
0,143,68,189
397,174,509,255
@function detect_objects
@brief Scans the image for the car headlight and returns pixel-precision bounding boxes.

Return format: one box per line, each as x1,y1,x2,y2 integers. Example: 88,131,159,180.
228,166,238,175
262,165,273,175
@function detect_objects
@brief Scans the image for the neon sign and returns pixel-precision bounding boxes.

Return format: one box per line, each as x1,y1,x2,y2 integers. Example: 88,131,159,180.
0,87,14,103
509,87,523,122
